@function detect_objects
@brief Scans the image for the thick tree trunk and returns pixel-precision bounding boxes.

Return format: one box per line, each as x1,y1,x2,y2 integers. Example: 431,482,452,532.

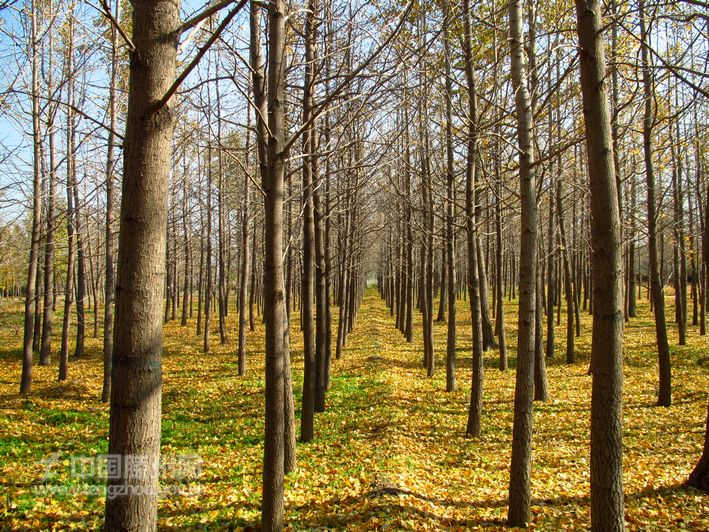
262,0,289,527
688,163,709,491
575,2,626,528
507,0,538,525
687,401,709,492
104,0,179,528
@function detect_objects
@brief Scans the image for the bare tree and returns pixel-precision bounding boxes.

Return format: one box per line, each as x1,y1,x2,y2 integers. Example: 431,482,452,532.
507,0,539,525
639,0,672,407
20,0,43,396
575,0,626,528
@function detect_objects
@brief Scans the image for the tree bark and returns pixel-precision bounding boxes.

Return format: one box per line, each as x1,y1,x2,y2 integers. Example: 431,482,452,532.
575,2,626,527
102,1,118,402
557,179,575,364
670,121,687,345
203,84,213,354
534,265,548,402
20,0,43,395
39,10,58,366
72,164,86,358
687,400,709,492
507,0,538,525
181,150,190,327
462,0,484,437
59,10,77,382
104,0,179,528
216,73,228,345
639,0,672,407
262,0,289,527
300,0,317,441
443,7,456,391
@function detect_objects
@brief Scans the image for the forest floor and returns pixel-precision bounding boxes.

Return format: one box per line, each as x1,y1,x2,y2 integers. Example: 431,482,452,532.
0,289,707,530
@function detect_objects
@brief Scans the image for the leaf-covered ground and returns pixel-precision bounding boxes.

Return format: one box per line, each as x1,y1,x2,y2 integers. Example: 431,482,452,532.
0,289,707,530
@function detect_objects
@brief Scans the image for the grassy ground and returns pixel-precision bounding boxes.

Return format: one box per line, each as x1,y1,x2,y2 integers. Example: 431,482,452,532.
0,288,707,530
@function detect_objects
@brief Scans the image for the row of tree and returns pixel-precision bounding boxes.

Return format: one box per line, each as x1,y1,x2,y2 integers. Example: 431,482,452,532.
0,0,707,529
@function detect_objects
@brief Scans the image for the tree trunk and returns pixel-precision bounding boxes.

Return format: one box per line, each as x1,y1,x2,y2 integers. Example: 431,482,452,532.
557,180,575,364
492,25,507,370
670,121,687,345
404,108,414,344
33,245,42,354
322,80,334,391
575,2,626,527
104,1,179,528
73,165,86,358
462,0,484,437
639,0,672,407
688,158,709,491
261,0,289,527
546,182,556,359
20,0,43,395
59,9,77,382
534,266,548,402
39,13,58,366
507,0,538,525
443,7,456,391
419,42,435,376
300,0,317,441
181,150,190,327
687,401,709,492
314,160,327,410
216,76,228,346
203,88,213,354
101,1,118,402
196,178,204,336
628,175,637,318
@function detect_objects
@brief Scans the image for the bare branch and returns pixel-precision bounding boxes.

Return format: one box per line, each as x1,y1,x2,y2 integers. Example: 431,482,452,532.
99,0,135,52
